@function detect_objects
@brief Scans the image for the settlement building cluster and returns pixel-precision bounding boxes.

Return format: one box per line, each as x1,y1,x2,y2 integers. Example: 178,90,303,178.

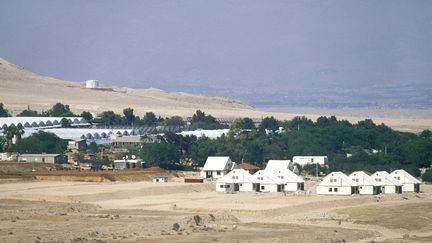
202,156,421,195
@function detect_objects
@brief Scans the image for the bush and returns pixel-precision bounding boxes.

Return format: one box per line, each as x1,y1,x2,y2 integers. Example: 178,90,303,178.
422,169,432,183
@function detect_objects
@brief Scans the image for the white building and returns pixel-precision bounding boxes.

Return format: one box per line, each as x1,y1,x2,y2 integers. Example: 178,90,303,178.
85,80,100,89
371,171,402,194
265,160,291,171
292,156,328,166
349,171,381,195
216,169,255,192
201,156,235,179
273,168,305,191
252,170,285,192
153,176,168,183
317,171,359,195
390,169,420,192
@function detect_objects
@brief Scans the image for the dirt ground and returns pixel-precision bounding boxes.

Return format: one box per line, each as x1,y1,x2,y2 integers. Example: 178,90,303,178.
0,179,431,243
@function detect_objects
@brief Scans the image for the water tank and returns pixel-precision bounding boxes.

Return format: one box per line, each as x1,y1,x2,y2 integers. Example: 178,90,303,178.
85,80,99,89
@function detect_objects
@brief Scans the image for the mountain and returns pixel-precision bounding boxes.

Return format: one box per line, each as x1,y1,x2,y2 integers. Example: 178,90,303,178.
0,57,257,118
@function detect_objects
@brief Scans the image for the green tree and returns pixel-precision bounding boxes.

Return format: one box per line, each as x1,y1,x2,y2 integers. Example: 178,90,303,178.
17,106,39,117
2,124,16,149
422,169,432,183
139,143,178,169
164,116,185,126
260,116,279,132
12,131,67,154
81,111,93,122
123,108,135,126
0,103,11,117
190,110,223,130
44,103,75,117
99,111,123,125
60,118,71,128
142,112,157,126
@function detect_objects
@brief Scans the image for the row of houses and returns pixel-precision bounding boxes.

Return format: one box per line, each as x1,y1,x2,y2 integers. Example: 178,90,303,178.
200,156,327,179
317,169,420,195
214,159,305,193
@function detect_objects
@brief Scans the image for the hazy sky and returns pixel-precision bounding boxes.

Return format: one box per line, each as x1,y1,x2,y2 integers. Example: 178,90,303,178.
1,0,431,105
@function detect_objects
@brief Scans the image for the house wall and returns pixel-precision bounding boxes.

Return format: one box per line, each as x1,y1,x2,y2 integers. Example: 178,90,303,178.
259,184,279,192
201,170,226,179
358,185,375,195
284,183,298,192
383,185,396,194
239,183,253,192
401,183,416,192
316,186,352,195
216,182,234,192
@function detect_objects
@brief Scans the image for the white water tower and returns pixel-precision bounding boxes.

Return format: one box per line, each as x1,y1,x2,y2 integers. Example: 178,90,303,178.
85,80,100,89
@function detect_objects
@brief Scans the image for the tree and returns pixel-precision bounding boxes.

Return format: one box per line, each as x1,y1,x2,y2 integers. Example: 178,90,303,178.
44,103,75,117
15,124,24,144
60,118,71,128
422,169,432,183
190,110,223,130
12,131,67,154
420,130,432,139
3,124,16,149
142,112,157,126
17,106,39,117
99,111,122,126
164,116,185,126
81,111,93,122
260,116,279,132
123,108,135,126
0,103,11,117
139,143,178,169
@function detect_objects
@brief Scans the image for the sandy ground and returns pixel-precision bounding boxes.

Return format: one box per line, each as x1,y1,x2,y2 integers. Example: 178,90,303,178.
1,57,431,132
0,179,431,242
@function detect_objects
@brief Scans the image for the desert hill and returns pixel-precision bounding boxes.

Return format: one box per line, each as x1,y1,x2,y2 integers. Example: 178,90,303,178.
0,57,258,118
1,57,431,132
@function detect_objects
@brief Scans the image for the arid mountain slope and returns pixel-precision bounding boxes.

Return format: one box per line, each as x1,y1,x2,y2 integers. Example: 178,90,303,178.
0,57,256,117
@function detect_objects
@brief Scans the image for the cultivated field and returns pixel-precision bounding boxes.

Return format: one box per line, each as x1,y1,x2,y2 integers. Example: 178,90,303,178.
0,177,431,242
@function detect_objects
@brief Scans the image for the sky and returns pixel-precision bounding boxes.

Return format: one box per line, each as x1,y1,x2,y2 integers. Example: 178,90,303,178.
0,0,431,107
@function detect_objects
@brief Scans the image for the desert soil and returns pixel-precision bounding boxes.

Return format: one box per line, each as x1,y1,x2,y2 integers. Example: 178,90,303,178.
0,178,431,243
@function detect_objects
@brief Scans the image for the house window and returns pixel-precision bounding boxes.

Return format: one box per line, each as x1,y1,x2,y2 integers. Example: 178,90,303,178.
226,185,230,188
220,185,224,188
329,188,333,192
217,171,221,175
239,184,242,186
334,188,338,192
261,186,265,190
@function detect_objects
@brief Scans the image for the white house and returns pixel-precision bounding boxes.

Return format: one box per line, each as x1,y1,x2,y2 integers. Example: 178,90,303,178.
349,171,381,195
252,170,285,192
273,168,305,191
317,172,359,195
292,156,328,166
201,156,235,179
265,160,291,171
390,169,420,192
371,171,402,194
216,169,255,192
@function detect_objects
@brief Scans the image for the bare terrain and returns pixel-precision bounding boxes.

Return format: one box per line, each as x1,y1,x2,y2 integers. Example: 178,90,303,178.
1,57,432,132
0,176,431,242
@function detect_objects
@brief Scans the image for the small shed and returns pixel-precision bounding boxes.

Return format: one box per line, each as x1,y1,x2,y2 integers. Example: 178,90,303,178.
390,169,420,192
316,171,359,195
153,176,168,183
216,169,255,192
371,171,403,194
349,171,380,195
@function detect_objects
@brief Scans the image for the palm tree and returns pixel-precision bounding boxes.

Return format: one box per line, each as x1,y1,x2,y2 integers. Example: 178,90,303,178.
15,124,25,144
3,124,16,149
